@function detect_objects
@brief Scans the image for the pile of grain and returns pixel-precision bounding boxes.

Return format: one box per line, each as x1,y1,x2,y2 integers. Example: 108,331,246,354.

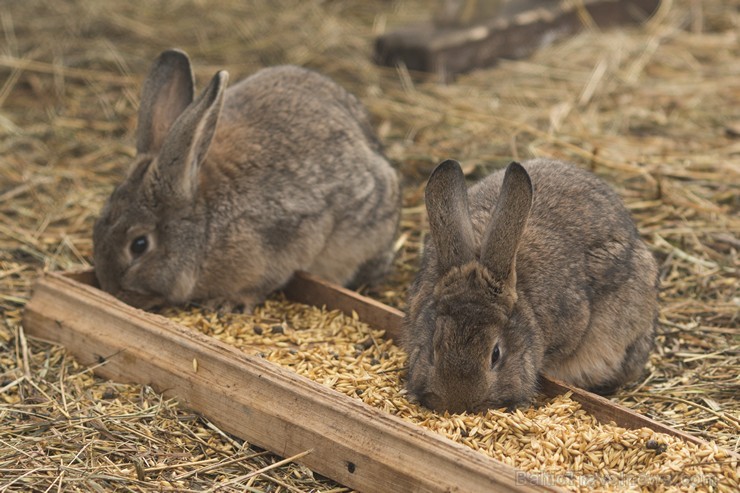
164,301,738,492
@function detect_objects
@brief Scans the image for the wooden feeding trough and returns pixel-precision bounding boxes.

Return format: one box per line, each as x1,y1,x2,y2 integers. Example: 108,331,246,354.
374,0,661,80
22,271,736,492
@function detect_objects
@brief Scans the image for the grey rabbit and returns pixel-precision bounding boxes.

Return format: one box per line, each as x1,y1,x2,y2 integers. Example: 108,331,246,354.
404,159,658,412
93,49,400,311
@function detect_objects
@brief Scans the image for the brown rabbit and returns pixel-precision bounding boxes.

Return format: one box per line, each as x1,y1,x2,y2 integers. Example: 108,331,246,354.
404,159,658,412
93,49,400,311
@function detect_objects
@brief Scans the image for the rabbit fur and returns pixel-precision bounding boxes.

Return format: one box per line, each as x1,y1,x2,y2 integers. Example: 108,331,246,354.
93,49,400,311
404,159,658,413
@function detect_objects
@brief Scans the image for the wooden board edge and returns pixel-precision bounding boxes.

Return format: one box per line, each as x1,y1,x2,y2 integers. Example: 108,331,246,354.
22,271,559,493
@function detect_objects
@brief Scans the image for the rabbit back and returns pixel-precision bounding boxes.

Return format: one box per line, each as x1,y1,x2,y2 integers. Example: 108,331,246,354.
466,159,657,390
193,66,400,301
404,158,657,411
93,52,399,310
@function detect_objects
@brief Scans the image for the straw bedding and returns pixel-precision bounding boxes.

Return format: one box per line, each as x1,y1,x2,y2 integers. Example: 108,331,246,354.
1,0,738,491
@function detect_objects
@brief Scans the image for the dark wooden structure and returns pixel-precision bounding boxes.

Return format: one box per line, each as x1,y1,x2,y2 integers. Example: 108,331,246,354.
375,0,661,79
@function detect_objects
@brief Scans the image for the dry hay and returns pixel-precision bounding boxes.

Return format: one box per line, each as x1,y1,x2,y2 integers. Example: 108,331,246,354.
1,0,739,491
2,307,341,492
164,300,738,492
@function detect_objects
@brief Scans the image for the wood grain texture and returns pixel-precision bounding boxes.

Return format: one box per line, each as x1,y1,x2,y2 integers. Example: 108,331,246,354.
23,271,557,493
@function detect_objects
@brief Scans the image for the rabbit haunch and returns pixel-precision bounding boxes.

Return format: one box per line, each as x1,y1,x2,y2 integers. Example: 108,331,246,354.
404,159,658,413
93,49,400,311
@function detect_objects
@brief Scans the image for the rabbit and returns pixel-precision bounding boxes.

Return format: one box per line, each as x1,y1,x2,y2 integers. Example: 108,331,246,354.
403,158,658,413
93,49,400,311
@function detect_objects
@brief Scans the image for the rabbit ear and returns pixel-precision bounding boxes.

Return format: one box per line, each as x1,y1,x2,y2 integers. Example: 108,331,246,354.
147,70,228,205
480,162,533,281
136,49,195,155
425,160,476,273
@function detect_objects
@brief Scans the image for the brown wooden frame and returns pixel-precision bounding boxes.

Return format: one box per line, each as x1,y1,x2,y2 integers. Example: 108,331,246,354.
22,271,732,493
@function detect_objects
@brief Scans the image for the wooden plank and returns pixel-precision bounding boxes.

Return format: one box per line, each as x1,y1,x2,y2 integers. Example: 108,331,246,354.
374,0,660,79
22,271,557,493
285,272,718,450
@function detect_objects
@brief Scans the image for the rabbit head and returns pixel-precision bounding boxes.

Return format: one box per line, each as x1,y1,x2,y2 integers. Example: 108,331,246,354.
93,49,228,308
405,160,536,413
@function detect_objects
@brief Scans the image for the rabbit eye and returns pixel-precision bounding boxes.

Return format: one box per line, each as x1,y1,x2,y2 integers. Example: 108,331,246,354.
490,344,501,368
130,235,149,257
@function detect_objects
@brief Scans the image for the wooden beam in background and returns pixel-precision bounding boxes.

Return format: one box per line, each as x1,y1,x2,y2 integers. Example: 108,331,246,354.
375,0,661,79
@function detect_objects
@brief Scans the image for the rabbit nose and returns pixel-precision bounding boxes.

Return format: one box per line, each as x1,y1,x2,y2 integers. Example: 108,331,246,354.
96,274,119,296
